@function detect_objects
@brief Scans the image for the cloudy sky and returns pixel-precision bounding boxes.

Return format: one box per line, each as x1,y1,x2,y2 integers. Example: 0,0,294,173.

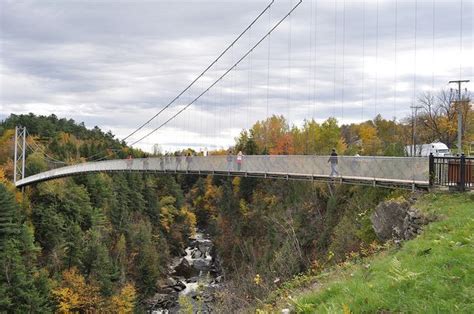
1,0,472,152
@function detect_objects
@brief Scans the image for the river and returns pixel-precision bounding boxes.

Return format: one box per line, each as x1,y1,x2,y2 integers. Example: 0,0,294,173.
146,231,223,313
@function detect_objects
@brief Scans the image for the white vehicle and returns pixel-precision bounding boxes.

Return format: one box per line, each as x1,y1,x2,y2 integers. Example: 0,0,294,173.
405,142,451,157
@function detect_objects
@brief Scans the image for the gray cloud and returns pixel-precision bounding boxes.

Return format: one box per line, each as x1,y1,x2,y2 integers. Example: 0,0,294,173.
1,0,472,152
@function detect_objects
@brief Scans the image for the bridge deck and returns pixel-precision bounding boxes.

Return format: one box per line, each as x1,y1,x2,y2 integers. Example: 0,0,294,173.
15,155,429,189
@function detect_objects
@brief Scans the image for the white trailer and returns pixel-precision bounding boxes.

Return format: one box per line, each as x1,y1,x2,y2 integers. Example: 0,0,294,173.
405,142,451,157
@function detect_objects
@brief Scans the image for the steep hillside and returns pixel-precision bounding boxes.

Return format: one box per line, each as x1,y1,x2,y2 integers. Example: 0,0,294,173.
0,114,196,312
263,193,474,313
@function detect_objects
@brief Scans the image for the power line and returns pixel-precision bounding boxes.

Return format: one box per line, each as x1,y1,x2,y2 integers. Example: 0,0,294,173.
130,0,303,147
121,0,275,143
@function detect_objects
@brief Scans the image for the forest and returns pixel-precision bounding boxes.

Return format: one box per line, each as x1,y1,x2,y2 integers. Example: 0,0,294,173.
0,90,472,312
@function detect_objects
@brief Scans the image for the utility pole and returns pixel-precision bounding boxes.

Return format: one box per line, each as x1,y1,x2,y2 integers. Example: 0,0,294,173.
448,79,470,155
410,105,422,156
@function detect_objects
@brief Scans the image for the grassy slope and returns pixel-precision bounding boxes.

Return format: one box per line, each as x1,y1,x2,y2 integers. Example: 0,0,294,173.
286,193,474,313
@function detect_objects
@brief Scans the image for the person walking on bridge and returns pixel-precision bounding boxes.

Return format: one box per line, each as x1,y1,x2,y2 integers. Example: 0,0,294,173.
226,150,233,172
328,148,339,177
236,151,243,171
186,152,193,171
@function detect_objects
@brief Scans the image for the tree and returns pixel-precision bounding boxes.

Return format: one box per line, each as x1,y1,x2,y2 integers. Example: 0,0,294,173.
0,183,18,250
417,89,472,149
108,283,136,313
52,267,103,313
0,183,52,312
128,219,162,297
82,228,116,296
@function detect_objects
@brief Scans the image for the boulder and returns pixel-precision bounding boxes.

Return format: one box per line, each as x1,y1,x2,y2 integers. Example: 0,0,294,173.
371,198,410,241
173,258,196,278
165,277,177,287
197,239,213,253
144,293,178,310
191,249,202,259
193,258,212,270
214,275,223,284
371,199,429,242
186,276,199,283
173,280,187,291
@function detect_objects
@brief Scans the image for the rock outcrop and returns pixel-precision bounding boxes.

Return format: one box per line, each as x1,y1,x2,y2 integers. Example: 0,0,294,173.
371,198,429,241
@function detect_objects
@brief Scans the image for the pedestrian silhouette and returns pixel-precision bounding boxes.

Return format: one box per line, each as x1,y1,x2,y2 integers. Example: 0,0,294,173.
328,149,339,177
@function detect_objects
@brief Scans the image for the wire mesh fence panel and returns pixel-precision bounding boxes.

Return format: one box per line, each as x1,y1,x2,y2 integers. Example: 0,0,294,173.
16,155,430,187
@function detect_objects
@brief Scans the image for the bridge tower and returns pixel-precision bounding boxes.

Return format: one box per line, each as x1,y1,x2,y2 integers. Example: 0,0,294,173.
13,126,27,184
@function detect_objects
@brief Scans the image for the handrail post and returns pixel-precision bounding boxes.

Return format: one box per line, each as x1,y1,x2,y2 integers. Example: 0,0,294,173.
429,153,434,188
460,153,466,192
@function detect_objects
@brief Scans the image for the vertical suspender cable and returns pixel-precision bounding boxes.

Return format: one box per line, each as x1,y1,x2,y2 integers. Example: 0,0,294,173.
459,0,463,80
432,0,435,90
312,0,318,121
230,45,234,137
394,0,398,121
341,0,346,123
361,0,366,121
266,6,272,153
375,0,379,119
287,0,293,132
413,0,418,107
333,0,338,118
306,0,315,154
248,28,252,132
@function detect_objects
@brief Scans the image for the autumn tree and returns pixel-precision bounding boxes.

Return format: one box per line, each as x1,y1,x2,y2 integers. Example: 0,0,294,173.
417,89,472,149
52,267,103,312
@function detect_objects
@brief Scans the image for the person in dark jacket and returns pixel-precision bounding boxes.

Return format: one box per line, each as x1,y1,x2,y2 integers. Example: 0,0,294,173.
328,148,339,177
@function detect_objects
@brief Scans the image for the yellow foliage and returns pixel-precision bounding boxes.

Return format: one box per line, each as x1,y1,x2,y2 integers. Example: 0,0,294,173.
358,124,381,155
108,283,136,313
0,167,6,183
160,196,177,233
232,177,241,195
239,199,250,218
53,287,80,313
180,205,197,233
52,267,103,313
160,206,171,232
254,274,262,286
343,304,352,314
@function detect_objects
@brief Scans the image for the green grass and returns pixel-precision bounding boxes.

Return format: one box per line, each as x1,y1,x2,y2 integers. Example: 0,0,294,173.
293,193,474,313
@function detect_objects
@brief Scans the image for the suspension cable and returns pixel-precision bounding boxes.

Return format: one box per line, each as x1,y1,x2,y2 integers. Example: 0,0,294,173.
26,131,68,164
265,5,272,153
129,0,303,147
121,0,275,142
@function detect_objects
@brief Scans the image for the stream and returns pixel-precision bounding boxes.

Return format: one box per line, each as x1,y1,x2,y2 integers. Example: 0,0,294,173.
146,231,223,313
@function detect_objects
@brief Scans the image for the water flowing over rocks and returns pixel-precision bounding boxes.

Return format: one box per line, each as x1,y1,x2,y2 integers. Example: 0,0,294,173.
148,231,222,313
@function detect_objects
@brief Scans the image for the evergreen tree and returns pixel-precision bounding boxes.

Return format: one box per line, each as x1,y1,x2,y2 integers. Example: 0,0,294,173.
0,183,18,249
0,183,52,312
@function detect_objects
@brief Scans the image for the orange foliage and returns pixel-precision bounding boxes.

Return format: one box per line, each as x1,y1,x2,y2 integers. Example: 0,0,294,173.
270,133,294,155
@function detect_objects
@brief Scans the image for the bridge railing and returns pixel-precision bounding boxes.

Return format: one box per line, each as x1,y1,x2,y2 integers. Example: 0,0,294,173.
430,154,474,191
16,155,429,188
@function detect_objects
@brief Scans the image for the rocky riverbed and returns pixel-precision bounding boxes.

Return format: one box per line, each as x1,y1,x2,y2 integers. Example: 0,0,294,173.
146,232,223,313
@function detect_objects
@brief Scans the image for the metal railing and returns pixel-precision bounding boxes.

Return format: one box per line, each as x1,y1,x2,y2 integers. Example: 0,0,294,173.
16,155,429,189
430,153,474,191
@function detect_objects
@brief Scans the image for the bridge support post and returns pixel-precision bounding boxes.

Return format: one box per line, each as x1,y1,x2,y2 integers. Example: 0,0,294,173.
428,153,434,188
459,154,466,192
13,126,27,185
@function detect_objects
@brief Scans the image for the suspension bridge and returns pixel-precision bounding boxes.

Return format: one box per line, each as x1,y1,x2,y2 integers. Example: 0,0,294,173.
11,0,472,191
14,154,429,190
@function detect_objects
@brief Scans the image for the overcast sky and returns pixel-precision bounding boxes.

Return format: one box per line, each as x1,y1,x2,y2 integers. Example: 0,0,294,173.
1,0,472,152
